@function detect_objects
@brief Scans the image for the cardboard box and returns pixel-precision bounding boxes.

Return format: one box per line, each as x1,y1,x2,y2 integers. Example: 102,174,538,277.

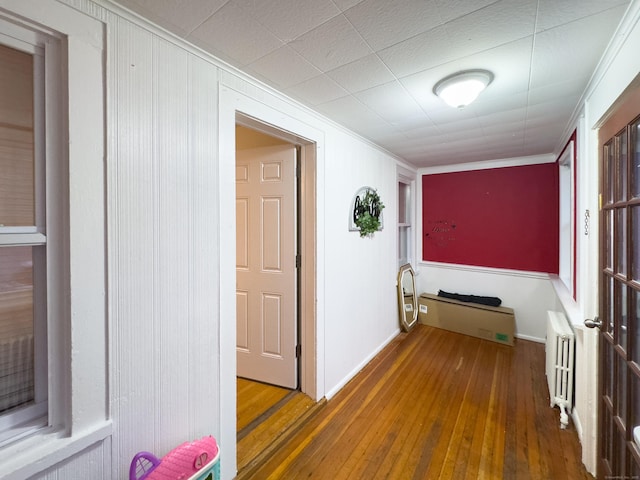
418,293,515,346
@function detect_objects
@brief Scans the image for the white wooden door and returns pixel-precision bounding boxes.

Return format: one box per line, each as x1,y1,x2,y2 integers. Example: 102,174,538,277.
236,145,297,389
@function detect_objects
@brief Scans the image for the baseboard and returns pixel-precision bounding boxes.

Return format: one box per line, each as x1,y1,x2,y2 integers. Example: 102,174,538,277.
325,328,400,400
515,333,545,344
571,407,583,442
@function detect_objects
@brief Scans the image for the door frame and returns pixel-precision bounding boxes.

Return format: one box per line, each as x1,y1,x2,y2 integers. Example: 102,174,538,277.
218,85,323,478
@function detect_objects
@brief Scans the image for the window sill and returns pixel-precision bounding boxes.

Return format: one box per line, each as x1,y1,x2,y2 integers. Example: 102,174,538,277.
0,420,112,479
0,407,47,449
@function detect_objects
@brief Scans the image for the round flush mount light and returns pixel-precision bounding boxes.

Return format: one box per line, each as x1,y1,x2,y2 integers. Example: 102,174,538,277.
433,69,494,109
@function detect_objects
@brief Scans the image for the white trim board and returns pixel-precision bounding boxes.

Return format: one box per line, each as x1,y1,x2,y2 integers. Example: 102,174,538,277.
324,329,400,400
419,153,555,175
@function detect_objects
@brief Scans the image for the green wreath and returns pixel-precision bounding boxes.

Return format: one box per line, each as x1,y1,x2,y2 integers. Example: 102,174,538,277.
354,188,385,237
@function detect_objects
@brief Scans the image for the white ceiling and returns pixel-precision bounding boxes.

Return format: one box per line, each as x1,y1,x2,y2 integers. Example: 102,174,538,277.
112,0,630,167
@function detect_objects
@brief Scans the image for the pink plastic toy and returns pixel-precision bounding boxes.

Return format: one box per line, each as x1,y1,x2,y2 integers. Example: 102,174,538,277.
130,436,220,480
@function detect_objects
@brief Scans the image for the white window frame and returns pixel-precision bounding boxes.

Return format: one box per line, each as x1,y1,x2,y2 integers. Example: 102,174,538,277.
0,2,110,478
559,140,576,297
398,169,416,269
0,16,53,448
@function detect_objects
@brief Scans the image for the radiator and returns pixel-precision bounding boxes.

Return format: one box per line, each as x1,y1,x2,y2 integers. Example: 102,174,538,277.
0,334,34,413
545,311,575,429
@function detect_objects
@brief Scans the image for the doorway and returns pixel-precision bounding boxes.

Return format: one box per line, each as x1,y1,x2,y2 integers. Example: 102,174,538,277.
234,118,318,473
218,86,324,480
596,83,640,477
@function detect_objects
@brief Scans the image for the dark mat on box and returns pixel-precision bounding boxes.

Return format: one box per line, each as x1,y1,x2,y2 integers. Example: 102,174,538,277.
438,290,502,307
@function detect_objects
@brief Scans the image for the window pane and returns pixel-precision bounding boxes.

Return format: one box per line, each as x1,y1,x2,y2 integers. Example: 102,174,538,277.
618,131,628,201
0,44,35,227
633,374,640,443
615,431,627,477
608,276,615,336
618,208,628,276
0,246,34,413
618,353,628,428
607,209,614,270
620,285,628,352
559,161,572,289
632,118,640,199
398,226,408,265
606,340,615,400
634,290,640,366
605,407,615,469
606,141,615,204
398,182,409,224
633,206,640,281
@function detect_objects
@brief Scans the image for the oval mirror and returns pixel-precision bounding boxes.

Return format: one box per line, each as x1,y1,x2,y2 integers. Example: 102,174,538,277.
397,264,418,332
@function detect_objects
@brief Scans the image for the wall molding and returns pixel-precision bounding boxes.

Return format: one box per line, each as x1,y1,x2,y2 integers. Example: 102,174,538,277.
324,329,400,400
515,333,545,344
419,153,555,175
73,0,407,166
419,261,551,280
555,1,640,151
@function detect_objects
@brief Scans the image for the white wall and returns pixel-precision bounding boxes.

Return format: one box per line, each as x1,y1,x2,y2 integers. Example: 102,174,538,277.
320,128,399,397
0,1,401,479
105,11,224,478
417,262,556,342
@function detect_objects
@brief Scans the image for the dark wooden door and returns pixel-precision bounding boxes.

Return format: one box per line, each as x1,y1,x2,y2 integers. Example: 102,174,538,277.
597,89,640,477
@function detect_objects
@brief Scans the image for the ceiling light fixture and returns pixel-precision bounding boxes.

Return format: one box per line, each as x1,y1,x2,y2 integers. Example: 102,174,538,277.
433,69,494,109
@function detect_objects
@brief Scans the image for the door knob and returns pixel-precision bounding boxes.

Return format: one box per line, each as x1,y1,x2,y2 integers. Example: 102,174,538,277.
584,317,602,329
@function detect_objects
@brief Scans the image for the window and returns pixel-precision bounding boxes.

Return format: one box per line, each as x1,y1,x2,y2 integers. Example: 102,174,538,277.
0,2,108,476
558,136,576,297
398,177,413,267
0,34,49,445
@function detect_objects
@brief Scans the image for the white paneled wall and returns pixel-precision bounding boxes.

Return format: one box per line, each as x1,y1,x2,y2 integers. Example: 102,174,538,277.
16,1,404,479
31,440,111,480
107,10,222,478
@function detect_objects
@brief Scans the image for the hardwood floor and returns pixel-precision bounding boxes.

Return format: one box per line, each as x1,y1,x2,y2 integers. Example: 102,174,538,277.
237,378,319,474
239,325,595,480
237,378,291,433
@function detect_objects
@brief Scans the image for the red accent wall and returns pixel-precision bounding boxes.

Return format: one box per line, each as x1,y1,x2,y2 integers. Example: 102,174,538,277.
422,164,559,273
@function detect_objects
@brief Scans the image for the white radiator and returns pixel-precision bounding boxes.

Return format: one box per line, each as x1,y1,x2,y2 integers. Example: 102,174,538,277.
0,335,34,413
545,311,575,429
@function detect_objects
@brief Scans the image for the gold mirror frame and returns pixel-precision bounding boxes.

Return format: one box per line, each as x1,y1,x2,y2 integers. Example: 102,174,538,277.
397,264,418,332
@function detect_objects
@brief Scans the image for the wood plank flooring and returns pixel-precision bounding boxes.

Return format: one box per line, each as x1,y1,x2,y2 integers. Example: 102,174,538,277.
239,324,595,480
237,378,291,432
237,378,319,474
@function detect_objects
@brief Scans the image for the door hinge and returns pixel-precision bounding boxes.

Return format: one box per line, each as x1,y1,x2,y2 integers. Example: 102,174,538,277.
296,344,302,358
296,254,301,268
296,163,301,179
